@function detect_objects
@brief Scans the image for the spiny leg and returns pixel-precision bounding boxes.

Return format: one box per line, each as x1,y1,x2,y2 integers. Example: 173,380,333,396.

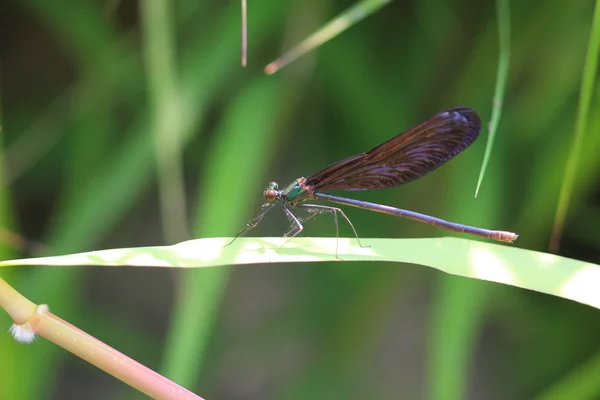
226,203,275,246
283,209,319,238
306,204,353,257
280,206,304,248
298,204,369,249
296,204,340,256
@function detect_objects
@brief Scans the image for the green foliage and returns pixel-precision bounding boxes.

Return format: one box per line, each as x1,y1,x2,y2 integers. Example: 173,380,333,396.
1,0,600,399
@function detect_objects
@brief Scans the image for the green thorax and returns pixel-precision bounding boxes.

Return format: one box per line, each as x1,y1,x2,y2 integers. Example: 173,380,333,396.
283,179,311,205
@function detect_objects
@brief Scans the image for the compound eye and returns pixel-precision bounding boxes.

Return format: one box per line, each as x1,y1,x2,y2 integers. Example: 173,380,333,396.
268,182,279,190
265,189,278,202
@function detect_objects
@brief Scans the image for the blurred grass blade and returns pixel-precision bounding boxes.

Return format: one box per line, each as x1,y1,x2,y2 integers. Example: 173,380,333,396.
241,0,247,66
533,350,600,400
140,0,188,243
429,278,488,400
0,67,23,400
160,78,284,385
4,92,70,184
265,0,393,74
549,0,600,252
2,237,600,309
475,0,511,198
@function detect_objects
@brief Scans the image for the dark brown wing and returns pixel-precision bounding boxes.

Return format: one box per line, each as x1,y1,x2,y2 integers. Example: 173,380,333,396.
304,107,481,191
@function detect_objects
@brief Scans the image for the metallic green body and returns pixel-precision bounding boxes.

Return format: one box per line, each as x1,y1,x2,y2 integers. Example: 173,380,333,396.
282,180,309,204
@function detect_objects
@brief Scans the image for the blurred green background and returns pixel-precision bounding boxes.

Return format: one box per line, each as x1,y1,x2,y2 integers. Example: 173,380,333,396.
2,0,600,399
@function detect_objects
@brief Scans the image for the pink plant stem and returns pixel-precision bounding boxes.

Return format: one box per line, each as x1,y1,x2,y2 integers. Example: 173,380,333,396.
31,309,204,400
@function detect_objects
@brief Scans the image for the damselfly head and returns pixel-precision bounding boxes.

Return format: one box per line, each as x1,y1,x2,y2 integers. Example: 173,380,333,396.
264,182,280,203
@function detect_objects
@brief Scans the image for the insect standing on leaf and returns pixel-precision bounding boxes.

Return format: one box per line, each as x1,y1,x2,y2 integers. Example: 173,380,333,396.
230,107,518,252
